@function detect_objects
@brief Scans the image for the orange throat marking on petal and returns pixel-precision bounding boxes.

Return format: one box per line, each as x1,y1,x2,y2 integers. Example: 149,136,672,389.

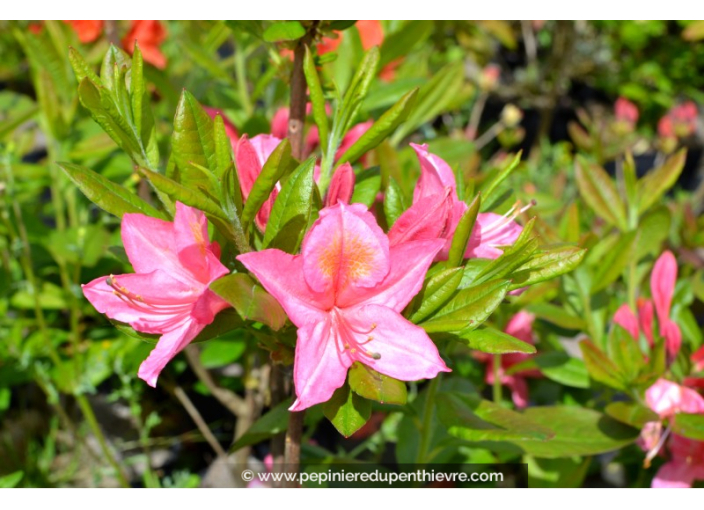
318,232,377,286
189,221,207,255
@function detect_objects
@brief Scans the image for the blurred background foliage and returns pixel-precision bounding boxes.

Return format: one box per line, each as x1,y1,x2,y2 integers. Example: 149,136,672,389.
1,20,704,488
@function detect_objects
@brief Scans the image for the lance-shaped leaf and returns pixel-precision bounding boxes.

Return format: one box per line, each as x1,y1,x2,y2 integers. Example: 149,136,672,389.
605,402,659,429
230,398,292,452
383,177,406,227
437,392,554,442
348,362,407,405
458,327,536,355
507,352,589,388
379,20,433,68
672,413,704,441
607,324,645,383
336,88,418,167
350,167,382,208
323,382,371,438
637,149,686,214
579,339,627,391
263,157,316,253
240,139,293,231
480,153,521,206
68,47,101,87
303,46,329,150
137,166,225,220
171,90,217,191
474,234,539,285
77,78,147,166
338,47,380,134
58,162,166,219
497,407,638,458
262,21,306,42
447,194,481,268
210,273,287,331
421,279,511,333
575,158,627,230
591,230,638,293
409,267,464,324
100,45,131,94
509,245,586,291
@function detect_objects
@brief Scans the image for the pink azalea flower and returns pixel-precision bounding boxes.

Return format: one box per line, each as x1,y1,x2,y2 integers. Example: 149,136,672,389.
652,434,704,488
238,202,450,411
613,251,682,361
82,202,230,387
642,379,704,488
325,162,355,207
388,143,526,261
614,97,639,128
476,311,540,408
658,102,698,139
235,134,284,231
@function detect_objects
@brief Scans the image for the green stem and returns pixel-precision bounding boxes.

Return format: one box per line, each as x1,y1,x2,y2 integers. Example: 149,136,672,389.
234,44,253,116
76,393,131,488
416,374,442,464
492,355,503,404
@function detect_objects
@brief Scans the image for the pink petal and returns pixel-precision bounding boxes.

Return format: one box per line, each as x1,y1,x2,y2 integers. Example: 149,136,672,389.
289,318,351,411
82,270,198,334
387,190,454,248
645,378,704,418
191,289,231,324
250,134,283,167
340,303,450,381
638,421,663,452
692,345,704,372
613,304,640,340
138,319,206,387
204,107,239,148
651,250,677,327
301,202,389,295
465,212,523,260
652,460,695,489
325,162,355,206
337,238,445,312
271,107,289,139
120,212,182,277
237,249,331,326
235,135,263,199
662,319,682,362
410,143,459,202
173,202,229,284
506,376,529,408
638,299,655,347
504,311,536,344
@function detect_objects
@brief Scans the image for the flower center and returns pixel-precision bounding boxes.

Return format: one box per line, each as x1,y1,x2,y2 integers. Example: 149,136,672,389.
331,308,382,361
483,199,536,242
106,275,193,315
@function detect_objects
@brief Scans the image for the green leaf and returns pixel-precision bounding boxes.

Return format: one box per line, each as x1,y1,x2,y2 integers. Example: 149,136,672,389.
575,158,627,230
77,78,146,165
636,206,671,259
509,246,586,291
447,194,481,268
263,157,316,253
230,399,292,452
200,339,247,368
58,162,166,219
409,267,464,324
322,383,371,437
458,327,536,355
526,303,587,330
383,177,406,227
0,471,23,489
437,392,554,442
420,279,511,333
303,46,329,151
672,413,704,441
101,44,131,94
240,139,292,230
637,150,686,214
263,21,306,42
379,21,433,68
501,407,639,458
336,88,418,167
171,90,217,191
605,402,658,428
526,456,591,489
606,324,645,383
391,61,464,145
68,47,101,87
349,167,382,208
210,273,287,331
591,230,638,293
137,166,226,220
348,362,407,405
480,153,521,204
508,352,589,388
579,339,627,391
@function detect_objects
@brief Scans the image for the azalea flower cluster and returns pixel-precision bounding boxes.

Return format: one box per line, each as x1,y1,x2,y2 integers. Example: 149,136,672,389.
82,111,527,412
